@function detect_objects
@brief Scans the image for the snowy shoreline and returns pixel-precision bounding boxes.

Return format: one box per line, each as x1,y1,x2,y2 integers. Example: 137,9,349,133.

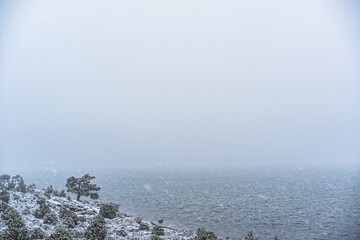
1,189,198,239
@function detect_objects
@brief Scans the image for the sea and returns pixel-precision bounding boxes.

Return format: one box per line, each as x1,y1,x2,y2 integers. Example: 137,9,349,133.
20,167,360,240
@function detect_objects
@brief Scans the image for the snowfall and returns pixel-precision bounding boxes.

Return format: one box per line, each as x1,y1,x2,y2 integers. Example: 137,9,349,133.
0,189,196,240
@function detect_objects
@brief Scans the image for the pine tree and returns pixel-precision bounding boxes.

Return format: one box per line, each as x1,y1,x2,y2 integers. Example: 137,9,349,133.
65,174,100,201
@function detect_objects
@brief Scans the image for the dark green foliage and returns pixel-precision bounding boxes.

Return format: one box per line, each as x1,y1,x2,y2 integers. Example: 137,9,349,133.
67,196,71,201
45,185,53,194
0,189,10,203
29,228,45,239
78,216,87,222
44,192,51,199
22,208,31,215
89,192,99,200
135,217,142,224
84,215,107,240
244,231,258,240
66,174,100,201
0,204,29,240
13,194,20,200
59,190,66,197
139,222,150,231
11,175,27,193
152,225,164,236
0,174,11,190
43,211,58,225
53,190,59,196
47,227,72,240
117,229,127,237
26,184,36,193
99,202,118,219
71,231,84,239
195,228,217,240
34,198,51,219
59,207,78,228
151,235,162,240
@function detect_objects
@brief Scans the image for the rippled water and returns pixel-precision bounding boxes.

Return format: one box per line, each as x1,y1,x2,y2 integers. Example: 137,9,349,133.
23,167,360,239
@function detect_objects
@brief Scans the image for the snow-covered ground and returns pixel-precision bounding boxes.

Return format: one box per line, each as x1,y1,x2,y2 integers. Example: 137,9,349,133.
0,190,196,239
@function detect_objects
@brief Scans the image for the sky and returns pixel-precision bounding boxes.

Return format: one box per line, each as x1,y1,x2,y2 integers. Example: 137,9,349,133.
0,0,359,172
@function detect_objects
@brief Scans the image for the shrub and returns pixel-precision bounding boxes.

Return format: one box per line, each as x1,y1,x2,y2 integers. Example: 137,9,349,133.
152,225,164,236
53,190,59,196
72,230,85,239
139,222,150,231
84,215,107,240
45,185,54,194
195,228,217,240
66,174,100,201
44,192,51,199
117,229,127,237
34,198,51,219
99,203,118,219
26,183,36,193
59,207,78,228
0,189,10,203
151,236,162,240
244,231,258,240
135,217,142,224
0,204,29,240
0,174,11,190
29,228,45,239
47,227,72,240
23,208,31,215
13,194,20,200
59,190,66,197
78,216,87,222
11,175,27,193
43,211,58,225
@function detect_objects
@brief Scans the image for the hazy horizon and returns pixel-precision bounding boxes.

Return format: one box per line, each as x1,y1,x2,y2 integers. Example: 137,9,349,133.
1,0,359,172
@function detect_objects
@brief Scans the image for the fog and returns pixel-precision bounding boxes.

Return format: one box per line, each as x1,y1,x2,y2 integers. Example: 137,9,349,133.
0,0,359,172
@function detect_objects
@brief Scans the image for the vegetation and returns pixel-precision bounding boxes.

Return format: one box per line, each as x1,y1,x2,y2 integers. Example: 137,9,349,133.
99,202,118,219
117,229,128,237
152,225,165,236
29,227,46,239
34,198,51,219
43,211,58,225
59,207,79,228
0,203,29,240
66,174,100,201
0,174,280,240
84,215,107,240
139,222,150,230
47,226,72,240
195,228,218,240
0,189,10,203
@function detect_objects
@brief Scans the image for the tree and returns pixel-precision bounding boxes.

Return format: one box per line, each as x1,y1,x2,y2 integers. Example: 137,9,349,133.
66,174,100,201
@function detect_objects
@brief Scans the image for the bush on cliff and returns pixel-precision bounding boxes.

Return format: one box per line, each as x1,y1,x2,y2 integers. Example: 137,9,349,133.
195,228,217,240
152,225,164,236
99,202,118,219
0,203,29,240
47,226,72,240
34,198,51,219
0,189,10,203
84,215,107,240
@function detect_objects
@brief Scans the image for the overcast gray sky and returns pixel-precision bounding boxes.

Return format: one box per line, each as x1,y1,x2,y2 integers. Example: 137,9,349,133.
0,0,359,172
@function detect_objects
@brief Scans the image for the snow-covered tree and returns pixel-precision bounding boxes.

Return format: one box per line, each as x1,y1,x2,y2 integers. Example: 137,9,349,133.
65,174,100,201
